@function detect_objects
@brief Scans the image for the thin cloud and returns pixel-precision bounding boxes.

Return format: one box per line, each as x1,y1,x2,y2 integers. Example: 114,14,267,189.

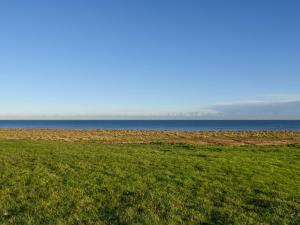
209,99,300,120
1,96,300,120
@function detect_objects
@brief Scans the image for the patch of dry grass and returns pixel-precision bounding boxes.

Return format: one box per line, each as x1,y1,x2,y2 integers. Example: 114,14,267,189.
0,129,299,145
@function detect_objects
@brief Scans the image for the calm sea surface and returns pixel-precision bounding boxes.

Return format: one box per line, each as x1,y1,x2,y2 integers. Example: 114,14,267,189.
0,120,299,131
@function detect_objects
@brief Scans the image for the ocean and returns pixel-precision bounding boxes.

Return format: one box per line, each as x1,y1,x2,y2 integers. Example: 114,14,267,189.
0,120,299,131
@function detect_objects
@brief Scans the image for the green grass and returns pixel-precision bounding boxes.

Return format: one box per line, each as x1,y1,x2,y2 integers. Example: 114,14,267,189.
0,140,299,225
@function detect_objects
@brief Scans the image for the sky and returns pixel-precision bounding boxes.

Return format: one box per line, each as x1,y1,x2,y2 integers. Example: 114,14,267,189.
0,0,300,119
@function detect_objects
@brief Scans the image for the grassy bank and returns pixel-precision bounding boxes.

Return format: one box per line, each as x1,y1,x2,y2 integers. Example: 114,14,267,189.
0,140,299,224
1,129,300,145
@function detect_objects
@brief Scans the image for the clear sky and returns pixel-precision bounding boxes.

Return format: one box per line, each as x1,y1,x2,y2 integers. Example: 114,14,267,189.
1,0,300,119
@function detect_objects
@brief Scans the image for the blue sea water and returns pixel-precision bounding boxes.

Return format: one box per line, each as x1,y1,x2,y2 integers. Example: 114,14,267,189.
0,120,299,131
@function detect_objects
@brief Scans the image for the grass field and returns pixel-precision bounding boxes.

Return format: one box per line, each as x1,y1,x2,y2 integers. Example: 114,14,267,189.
0,138,299,224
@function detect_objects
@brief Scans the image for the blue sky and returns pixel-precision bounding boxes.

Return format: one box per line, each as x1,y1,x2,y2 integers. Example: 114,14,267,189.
1,0,300,119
